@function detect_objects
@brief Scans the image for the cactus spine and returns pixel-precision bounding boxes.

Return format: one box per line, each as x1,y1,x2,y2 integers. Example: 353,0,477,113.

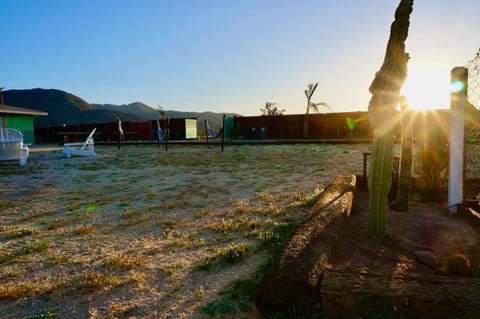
367,0,413,237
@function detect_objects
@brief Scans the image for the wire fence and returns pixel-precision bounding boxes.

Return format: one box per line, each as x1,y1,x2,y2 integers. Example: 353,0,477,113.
467,49,480,109
464,49,480,199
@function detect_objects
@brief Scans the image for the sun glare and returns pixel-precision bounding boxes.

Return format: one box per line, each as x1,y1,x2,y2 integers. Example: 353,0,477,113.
401,63,451,111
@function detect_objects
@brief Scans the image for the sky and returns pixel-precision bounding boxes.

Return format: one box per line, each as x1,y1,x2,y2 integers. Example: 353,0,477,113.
1,0,479,115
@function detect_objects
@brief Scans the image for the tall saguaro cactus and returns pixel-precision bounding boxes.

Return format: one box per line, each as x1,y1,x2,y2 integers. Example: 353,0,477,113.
368,0,413,237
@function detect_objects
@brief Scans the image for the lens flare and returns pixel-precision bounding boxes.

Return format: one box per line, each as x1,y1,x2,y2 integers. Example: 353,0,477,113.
402,63,450,110
451,80,465,93
346,117,359,130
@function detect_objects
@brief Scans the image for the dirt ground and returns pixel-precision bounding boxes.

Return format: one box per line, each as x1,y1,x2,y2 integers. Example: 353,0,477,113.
0,143,366,319
337,191,478,275
2,144,479,318
323,190,480,318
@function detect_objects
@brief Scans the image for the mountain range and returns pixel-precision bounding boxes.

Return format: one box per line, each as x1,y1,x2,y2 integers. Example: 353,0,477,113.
3,88,238,130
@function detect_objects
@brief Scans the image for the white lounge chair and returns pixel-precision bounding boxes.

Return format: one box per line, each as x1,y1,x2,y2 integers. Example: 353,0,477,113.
0,128,29,166
63,128,97,158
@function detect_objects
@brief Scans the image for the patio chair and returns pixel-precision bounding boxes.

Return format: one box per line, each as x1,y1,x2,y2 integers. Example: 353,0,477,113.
63,128,97,158
206,120,223,138
156,119,164,141
0,128,29,166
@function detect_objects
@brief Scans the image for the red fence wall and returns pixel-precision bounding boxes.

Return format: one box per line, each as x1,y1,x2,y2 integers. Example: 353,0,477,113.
231,112,373,140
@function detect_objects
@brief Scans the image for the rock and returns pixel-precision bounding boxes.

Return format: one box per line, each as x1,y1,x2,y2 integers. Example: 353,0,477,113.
414,250,438,269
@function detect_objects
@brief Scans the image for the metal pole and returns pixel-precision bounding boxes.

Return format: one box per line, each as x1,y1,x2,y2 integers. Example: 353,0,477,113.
448,67,468,213
164,117,169,152
221,114,225,153
205,120,210,149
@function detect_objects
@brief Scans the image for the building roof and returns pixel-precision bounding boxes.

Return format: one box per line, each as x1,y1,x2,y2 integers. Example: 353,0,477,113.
0,104,48,116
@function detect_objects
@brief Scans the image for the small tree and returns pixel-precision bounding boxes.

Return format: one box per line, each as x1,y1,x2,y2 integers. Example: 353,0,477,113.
261,102,285,116
303,83,330,138
157,105,166,118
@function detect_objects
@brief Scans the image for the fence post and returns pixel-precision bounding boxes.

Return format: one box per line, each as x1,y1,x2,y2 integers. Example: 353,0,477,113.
205,120,210,149
448,67,468,213
221,114,225,153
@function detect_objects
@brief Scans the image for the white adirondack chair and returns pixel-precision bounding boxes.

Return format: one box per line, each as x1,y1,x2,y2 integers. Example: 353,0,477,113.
0,128,29,166
63,128,97,158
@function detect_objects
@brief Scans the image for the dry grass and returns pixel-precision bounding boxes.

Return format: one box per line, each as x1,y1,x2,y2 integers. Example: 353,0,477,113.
0,143,367,318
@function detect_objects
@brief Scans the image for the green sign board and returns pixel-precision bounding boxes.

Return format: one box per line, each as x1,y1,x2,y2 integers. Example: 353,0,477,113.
185,119,197,140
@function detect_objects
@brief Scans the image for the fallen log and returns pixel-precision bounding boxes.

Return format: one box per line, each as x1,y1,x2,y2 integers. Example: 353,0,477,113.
255,175,356,316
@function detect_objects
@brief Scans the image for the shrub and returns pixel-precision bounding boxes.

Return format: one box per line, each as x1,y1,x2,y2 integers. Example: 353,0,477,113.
414,126,448,202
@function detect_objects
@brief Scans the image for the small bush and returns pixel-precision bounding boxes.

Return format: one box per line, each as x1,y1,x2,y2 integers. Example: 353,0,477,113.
202,294,236,316
220,243,250,264
414,128,448,202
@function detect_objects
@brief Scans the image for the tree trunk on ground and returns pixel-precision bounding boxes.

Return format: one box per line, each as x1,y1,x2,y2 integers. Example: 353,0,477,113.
255,175,356,317
368,0,413,237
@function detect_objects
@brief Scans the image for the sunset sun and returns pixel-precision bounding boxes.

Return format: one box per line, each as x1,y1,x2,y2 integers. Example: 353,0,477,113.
401,63,451,111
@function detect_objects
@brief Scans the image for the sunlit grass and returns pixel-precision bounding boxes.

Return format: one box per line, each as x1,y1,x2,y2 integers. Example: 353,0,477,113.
0,225,40,239
0,282,42,299
103,252,145,271
195,242,251,271
0,144,366,317
0,239,51,265
79,270,123,292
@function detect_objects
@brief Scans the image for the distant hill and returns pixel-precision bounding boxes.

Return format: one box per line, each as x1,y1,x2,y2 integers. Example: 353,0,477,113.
4,88,239,130
93,102,160,120
94,103,237,130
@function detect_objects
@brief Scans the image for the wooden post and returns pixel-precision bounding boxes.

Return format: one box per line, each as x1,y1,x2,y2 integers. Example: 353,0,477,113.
391,96,413,211
362,152,371,191
164,117,169,152
221,114,225,153
448,67,468,213
205,120,210,149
